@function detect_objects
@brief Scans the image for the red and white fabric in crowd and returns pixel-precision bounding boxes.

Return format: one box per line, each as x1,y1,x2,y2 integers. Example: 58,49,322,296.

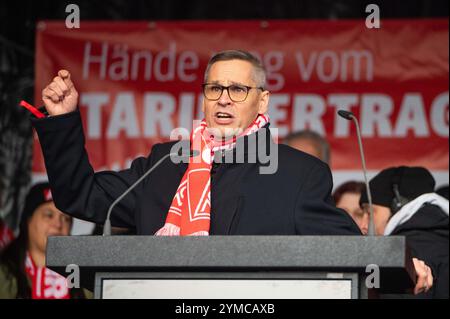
25,252,70,299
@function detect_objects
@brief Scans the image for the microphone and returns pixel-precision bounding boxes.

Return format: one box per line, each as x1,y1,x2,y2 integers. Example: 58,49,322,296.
102,150,198,236
337,110,353,120
337,110,376,236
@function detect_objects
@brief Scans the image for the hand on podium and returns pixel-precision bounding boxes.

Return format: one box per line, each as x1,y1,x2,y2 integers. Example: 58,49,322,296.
412,258,433,295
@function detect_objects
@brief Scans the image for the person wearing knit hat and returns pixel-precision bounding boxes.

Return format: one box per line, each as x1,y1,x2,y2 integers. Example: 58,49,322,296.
0,183,90,299
360,166,449,299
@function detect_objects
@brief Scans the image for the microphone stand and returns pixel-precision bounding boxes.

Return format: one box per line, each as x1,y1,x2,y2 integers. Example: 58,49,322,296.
103,151,194,236
338,110,375,236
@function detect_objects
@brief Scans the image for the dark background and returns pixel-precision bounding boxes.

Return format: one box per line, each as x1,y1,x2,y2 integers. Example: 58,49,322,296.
0,0,448,229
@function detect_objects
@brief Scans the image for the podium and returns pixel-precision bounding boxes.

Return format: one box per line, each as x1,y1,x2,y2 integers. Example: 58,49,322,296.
46,236,415,299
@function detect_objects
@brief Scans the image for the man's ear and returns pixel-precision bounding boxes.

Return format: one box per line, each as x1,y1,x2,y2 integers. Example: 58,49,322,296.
258,90,270,114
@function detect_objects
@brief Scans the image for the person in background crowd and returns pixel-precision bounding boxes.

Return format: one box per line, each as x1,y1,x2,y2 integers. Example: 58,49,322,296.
283,130,330,164
360,166,449,298
0,183,91,299
333,181,368,235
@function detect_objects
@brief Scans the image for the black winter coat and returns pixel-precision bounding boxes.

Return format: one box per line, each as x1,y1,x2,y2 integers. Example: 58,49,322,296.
31,111,361,236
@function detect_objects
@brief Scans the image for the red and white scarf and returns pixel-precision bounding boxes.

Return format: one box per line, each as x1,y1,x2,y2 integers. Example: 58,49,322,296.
25,252,70,299
156,114,270,236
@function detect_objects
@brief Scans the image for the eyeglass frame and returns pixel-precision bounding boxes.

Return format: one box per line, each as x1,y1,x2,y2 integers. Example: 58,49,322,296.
202,83,265,102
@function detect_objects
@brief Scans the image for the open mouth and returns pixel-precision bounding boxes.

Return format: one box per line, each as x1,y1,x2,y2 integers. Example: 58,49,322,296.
215,112,234,119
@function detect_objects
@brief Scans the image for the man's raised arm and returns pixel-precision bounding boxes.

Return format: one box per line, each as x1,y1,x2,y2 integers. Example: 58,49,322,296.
31,70,153,228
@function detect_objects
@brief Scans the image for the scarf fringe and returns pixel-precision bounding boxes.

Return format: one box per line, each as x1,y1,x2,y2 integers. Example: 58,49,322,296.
155,223,180,236
155,223,210,236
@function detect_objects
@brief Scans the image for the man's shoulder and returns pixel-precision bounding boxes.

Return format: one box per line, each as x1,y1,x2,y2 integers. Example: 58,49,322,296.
277,143,329,173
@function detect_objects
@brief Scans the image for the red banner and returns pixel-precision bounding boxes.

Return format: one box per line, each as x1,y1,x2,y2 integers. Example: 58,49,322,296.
33,20,449,182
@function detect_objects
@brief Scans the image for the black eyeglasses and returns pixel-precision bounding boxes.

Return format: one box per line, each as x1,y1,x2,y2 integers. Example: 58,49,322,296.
202,83,264,102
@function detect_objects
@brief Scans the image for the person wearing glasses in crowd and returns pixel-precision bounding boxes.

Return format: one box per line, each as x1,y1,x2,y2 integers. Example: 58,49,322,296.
30,50,431,294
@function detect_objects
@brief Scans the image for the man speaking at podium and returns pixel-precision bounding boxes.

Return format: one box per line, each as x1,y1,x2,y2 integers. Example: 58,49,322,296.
31,50,360,236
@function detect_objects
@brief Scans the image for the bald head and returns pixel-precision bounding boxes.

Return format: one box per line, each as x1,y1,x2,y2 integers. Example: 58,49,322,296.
284,130,330,164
